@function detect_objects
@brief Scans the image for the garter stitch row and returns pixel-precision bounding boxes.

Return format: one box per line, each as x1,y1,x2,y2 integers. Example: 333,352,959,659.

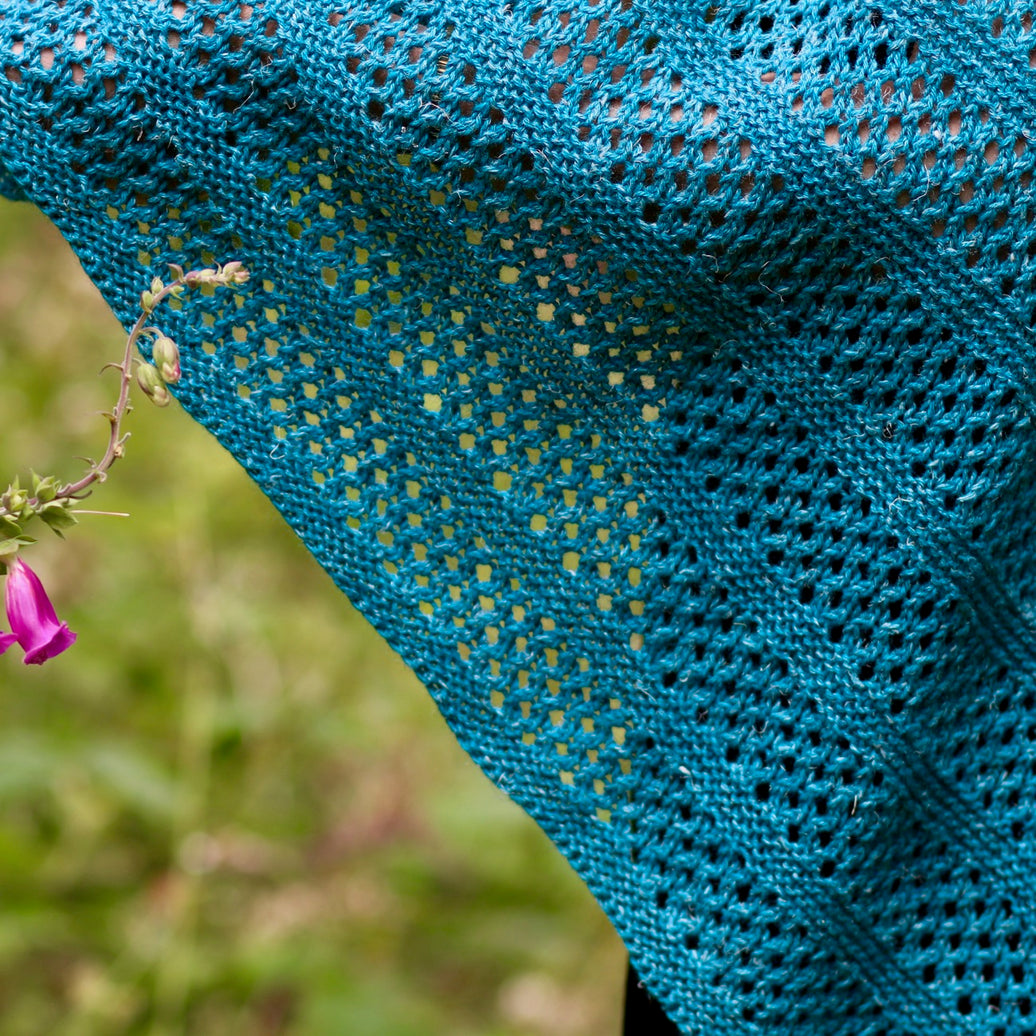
2,1,1036,1031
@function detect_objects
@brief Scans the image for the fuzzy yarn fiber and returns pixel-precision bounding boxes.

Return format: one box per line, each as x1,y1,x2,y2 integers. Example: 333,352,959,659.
3,1,1036,1032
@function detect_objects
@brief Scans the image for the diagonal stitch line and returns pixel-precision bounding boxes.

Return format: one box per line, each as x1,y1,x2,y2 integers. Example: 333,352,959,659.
621,662,984,1035
637,495,1036,989
629,355,1036,914
620,724,971,1032
659,329,1036,878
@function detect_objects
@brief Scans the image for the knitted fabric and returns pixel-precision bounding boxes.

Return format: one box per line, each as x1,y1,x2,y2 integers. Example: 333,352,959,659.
1,2,1035,1032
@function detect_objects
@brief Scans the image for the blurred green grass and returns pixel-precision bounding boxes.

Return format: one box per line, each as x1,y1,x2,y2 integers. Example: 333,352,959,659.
0,200,624,1035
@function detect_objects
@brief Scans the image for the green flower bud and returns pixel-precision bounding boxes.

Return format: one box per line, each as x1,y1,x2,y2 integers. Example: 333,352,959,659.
152,336,181,384
136,363,171,407
2,479,28,519
30,472,58,503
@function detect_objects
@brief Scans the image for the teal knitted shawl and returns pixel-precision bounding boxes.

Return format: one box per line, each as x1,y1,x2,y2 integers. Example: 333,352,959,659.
3,2,1035,1032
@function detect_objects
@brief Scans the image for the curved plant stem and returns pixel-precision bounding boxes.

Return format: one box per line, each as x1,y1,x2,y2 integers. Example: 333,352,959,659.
54,300,157,502
0,263,248,531
0,287,173,524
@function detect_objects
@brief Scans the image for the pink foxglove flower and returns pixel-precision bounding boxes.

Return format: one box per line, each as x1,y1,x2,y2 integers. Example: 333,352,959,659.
0,558,76,665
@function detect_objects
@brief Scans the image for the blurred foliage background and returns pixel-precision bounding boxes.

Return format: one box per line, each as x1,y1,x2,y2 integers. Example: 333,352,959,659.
0,200,624,1035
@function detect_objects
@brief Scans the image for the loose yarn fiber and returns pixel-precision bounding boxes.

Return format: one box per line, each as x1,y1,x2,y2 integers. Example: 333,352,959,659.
2,1,1036,1032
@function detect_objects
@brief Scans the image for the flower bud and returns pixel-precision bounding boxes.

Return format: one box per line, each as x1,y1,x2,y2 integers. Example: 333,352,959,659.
1,484,27,518
152,336,181,384
136,363,171,406
183,268,218,287
220,261,250,285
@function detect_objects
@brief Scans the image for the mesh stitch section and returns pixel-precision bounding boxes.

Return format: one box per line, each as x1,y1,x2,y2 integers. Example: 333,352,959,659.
4,0,1036,1032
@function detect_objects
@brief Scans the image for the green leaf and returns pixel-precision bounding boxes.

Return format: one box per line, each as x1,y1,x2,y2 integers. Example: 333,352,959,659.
38,502,78,537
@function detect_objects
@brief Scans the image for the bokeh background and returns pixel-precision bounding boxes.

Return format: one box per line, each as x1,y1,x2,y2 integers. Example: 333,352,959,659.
0,200,624,1035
